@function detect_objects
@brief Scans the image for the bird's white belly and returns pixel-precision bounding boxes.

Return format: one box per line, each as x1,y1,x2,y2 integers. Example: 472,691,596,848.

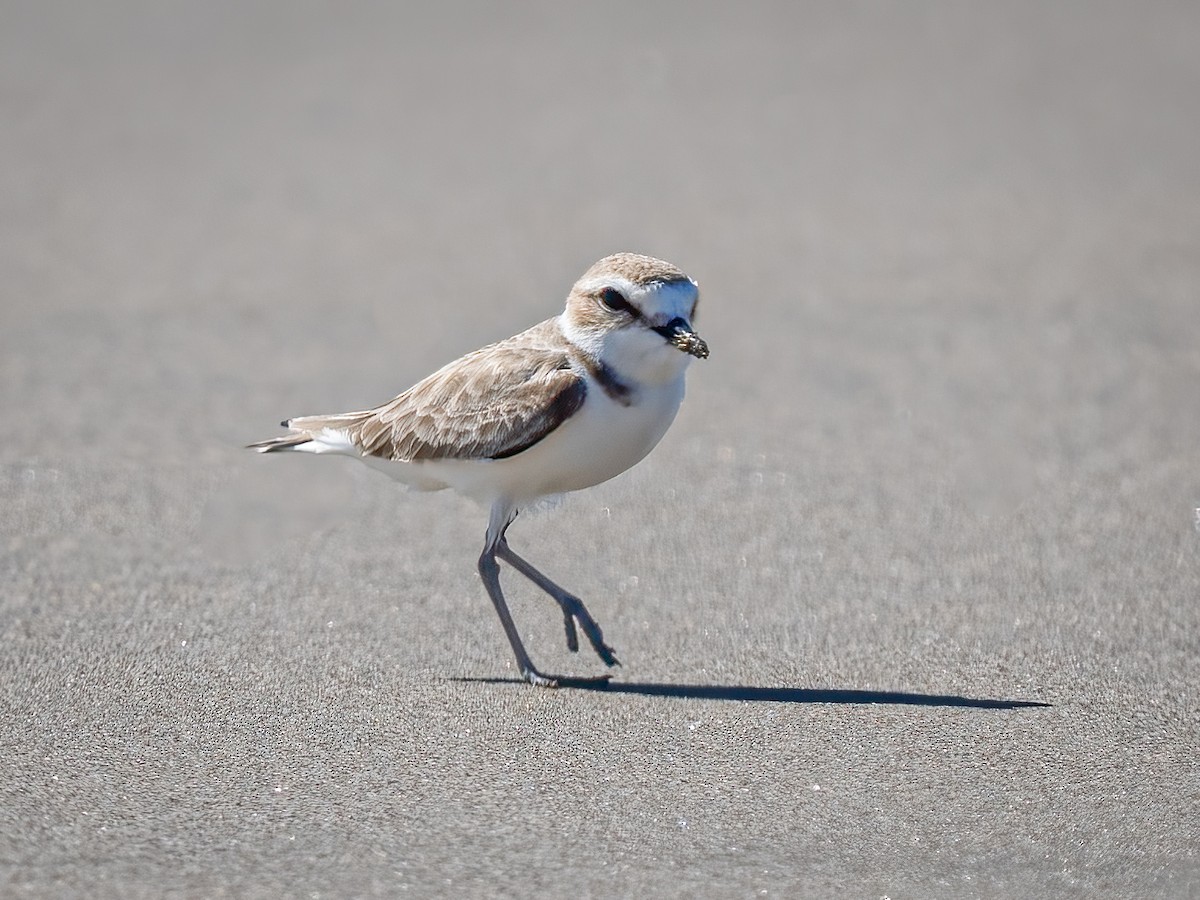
382,377,686,505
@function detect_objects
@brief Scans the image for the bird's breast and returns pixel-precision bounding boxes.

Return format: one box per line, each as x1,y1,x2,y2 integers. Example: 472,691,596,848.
485,375,685,503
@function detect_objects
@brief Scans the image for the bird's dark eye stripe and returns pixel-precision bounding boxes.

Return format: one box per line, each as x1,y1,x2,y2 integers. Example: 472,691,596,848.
599,287,637,316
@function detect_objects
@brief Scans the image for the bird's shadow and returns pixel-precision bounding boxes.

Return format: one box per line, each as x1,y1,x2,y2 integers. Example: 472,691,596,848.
452,677,1050,709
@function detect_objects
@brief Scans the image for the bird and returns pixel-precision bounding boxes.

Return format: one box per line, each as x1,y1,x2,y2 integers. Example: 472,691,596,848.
248,252,708,687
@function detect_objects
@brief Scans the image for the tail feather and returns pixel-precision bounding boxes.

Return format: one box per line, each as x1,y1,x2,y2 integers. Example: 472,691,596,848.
248,410,372,455
283,411,371,432
246,433,314,453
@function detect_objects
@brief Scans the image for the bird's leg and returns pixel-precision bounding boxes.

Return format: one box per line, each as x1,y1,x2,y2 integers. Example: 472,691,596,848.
497,538,620,668
477,545,559,687
478,505,613,687
496,539,579,654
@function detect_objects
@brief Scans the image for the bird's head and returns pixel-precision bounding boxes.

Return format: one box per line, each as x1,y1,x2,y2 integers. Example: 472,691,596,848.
561,252,708,385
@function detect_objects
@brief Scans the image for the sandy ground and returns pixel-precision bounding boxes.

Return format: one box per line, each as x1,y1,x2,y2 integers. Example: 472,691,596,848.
3,2,1198,897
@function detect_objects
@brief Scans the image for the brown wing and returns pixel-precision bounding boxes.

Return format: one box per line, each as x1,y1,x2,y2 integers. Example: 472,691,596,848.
288,319,587,462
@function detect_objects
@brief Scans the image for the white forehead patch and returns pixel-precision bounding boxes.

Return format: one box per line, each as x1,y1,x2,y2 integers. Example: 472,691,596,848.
635,278,700,322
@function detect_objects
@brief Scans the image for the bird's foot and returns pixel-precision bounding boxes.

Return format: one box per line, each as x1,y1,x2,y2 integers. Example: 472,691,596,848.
555,594,620,667
521,667,614,689
522,667,559,688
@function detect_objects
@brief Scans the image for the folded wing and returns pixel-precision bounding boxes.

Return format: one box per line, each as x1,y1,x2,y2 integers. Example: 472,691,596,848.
279,320,587,462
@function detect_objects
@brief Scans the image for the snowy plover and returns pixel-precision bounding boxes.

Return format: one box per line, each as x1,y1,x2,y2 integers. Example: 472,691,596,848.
248,252,708,686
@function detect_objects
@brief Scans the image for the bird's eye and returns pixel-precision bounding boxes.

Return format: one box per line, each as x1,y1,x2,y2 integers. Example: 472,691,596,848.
599,287,633,314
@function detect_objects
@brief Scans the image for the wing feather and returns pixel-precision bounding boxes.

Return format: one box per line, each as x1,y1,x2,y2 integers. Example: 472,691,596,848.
284,319,586,462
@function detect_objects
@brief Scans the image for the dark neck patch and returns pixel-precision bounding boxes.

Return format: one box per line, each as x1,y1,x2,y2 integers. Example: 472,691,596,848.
569,347,634,406
593,359,634,405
